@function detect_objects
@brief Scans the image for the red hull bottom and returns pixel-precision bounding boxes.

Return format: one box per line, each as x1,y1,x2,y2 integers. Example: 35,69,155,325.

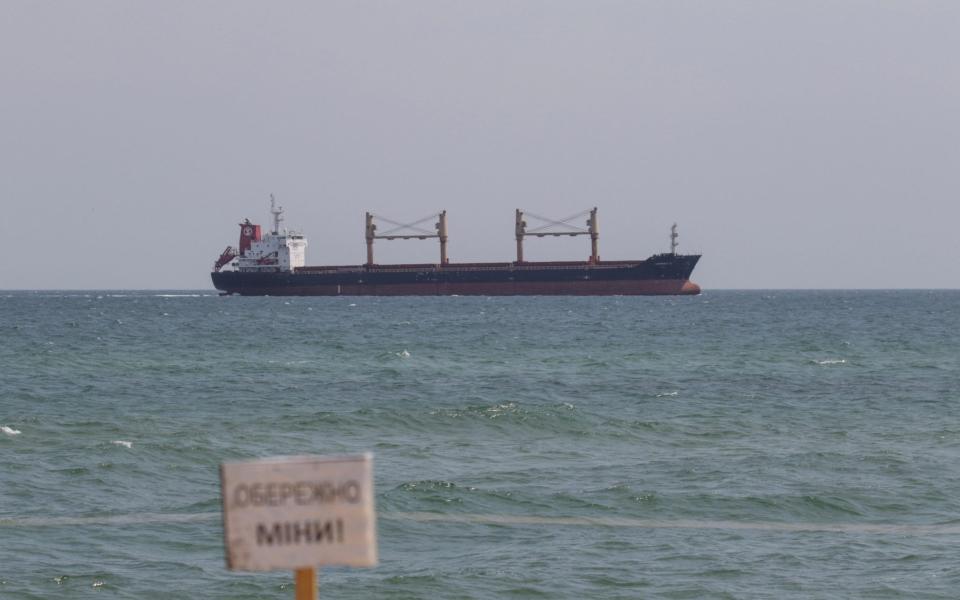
231,279,701,296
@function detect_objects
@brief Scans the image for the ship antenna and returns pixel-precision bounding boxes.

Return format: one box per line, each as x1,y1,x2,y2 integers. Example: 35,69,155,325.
670,223,679,255
270,194,284,234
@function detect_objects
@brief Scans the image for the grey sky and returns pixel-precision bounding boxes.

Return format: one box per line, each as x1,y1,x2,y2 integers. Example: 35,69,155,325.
2,1,957,290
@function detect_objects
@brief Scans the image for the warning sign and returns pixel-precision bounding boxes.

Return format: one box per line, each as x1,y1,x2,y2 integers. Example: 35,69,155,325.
221,454,377,571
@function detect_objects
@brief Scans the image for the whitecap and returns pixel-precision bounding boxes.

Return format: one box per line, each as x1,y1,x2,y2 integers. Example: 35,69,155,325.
112,440,133,448
1,425,22,436
814,359,846,366
656,391,679,398
396,349,411,358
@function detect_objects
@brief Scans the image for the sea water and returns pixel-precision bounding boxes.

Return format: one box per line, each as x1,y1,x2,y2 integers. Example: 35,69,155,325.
1,290,958,598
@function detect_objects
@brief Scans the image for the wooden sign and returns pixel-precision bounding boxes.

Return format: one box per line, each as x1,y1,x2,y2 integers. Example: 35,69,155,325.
221,454,377,572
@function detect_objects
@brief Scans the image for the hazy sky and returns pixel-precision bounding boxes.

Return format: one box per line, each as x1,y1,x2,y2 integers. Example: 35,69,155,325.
2,1,957,289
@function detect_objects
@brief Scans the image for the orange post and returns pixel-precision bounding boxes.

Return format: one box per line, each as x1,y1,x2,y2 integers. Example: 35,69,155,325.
295,568,317,600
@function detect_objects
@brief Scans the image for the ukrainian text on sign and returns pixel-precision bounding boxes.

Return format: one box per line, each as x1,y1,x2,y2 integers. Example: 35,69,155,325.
221,454,377,571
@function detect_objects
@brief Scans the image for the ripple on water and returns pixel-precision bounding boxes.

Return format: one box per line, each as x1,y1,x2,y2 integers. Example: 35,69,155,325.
2,291,960,598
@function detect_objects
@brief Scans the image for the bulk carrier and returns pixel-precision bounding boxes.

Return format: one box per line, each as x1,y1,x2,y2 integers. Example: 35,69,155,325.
211,199,701,296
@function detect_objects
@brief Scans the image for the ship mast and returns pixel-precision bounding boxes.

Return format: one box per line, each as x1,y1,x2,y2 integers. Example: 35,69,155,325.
588,208,599,264
270,194,284,234
365,211,449,266
670,223,679,255
514,207,599,264
515,209,526,263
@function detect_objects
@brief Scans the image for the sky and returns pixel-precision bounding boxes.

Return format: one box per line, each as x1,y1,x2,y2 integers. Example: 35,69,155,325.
1,1,957,290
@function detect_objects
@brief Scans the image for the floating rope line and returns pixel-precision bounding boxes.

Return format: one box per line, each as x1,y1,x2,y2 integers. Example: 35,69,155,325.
2,511,959,536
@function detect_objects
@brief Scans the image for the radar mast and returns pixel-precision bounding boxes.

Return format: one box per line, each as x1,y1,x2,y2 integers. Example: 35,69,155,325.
270,194,284,234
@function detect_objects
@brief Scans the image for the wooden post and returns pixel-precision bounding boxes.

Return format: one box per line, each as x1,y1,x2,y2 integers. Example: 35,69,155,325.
365,212,375,266
295,568,317,600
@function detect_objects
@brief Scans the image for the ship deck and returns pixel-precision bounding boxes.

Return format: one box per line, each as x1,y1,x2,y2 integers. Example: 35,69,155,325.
293,259,675,275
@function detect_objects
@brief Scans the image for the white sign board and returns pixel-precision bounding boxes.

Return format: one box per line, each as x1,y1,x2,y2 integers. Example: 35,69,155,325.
221,454,377,571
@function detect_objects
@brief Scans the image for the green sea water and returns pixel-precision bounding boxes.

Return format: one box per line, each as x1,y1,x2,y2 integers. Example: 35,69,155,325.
1,290,958,598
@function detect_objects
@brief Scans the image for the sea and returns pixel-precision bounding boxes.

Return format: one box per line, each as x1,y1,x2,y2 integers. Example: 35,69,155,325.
1,290,958,599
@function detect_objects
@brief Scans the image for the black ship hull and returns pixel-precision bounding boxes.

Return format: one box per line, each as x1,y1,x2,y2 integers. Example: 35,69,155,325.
212,254,701,296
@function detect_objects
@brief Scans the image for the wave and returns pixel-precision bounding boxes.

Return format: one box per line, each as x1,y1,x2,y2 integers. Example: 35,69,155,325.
154,294,205,298
1,425,21,435
111,440,133,448
813,359,847,365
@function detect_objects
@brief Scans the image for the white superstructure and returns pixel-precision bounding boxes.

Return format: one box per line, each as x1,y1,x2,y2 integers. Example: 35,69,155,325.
236,230,307,272
215,198,308,273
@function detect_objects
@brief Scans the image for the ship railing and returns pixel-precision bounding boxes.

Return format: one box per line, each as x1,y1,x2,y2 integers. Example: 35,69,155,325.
295,261,645,274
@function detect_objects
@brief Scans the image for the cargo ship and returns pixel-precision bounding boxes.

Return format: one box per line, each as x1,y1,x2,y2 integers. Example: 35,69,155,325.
211,199,701,296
